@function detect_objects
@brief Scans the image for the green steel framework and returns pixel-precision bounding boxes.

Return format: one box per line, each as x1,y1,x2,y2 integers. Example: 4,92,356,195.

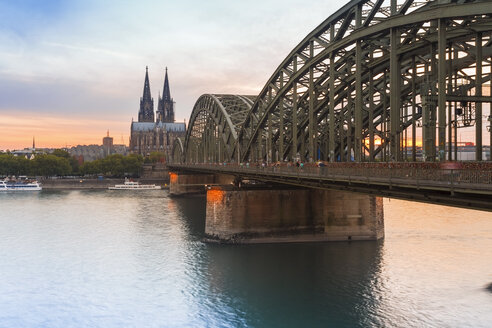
174,0,492,164
173,94,256,163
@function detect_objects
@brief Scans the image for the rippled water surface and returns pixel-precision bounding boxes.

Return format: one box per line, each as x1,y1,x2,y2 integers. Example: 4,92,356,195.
0,190,491,327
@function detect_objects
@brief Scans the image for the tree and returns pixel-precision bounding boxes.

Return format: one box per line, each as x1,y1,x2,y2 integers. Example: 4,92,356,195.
148,151,166,163
31,154,72,177
52,149,80,174
16,156,31,176
0,154,17,176
123,154,144,177
0,154,32,176
80,160,102,176
51,149,71,159
79,154,144,177
100,154,125,176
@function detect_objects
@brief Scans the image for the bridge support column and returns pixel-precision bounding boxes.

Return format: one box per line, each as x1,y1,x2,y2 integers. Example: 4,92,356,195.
169,172,234,196
205,186,384,244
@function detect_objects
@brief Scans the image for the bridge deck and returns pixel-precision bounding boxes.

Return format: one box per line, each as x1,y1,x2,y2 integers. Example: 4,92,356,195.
168,163,492,211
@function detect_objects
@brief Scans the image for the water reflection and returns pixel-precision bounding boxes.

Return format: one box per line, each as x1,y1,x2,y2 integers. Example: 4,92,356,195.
202,242,383,328
172,195,492,327
0,191,491,327
172,194,384,327
172,195,207,239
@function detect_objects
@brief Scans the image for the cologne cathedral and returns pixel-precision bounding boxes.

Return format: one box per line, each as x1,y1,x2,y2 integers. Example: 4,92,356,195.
130,67,186,157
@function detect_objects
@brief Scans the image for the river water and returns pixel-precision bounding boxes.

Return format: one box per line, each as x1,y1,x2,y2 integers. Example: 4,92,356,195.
0,190,491,327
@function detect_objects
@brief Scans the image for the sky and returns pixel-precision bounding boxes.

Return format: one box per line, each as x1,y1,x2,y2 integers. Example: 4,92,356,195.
1,0,489,151
0,0,349,150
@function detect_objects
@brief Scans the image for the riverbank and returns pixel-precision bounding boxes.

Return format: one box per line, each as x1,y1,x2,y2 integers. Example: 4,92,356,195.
39,178,170,190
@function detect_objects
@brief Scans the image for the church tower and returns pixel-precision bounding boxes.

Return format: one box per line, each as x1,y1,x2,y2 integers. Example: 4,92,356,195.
138,66,155,122
130,66,186,156
156,67,175,123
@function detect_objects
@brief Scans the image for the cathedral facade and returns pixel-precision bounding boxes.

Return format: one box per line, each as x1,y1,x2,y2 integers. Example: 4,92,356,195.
130,67,186,158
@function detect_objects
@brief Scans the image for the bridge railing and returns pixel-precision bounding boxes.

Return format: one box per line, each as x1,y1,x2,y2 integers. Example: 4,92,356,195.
170,163,492,188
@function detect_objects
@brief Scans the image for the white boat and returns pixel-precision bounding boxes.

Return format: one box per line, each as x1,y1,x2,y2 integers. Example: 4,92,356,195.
0,180,42,191
108,179,161,190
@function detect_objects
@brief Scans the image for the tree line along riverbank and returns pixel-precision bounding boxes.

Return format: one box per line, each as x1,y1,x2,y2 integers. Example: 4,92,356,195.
0,150,157,178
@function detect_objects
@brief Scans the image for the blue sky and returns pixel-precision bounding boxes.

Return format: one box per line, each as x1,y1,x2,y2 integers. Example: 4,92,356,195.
0,0,348,148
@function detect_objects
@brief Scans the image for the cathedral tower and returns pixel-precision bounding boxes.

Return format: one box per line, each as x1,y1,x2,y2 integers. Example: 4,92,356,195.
156,67,175,123
138,66,155,122
130,66,185,156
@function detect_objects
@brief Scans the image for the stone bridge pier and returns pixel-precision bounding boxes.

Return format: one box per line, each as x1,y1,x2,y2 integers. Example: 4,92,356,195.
205,186,384,244
169,171,384,244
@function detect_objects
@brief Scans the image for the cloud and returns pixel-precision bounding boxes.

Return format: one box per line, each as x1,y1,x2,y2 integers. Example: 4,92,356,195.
0,0,350,149
43,42,139,60
0,75,136,119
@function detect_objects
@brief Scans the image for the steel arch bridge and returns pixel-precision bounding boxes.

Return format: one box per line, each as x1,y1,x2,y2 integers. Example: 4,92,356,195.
175,0,492,164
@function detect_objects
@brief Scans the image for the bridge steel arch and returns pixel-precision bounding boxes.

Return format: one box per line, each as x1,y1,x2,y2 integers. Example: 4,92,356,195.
171,137,184,163
235,0,492,163
182,94,256,163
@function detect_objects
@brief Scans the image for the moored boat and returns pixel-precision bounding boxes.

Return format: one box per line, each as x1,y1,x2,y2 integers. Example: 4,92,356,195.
108,179,161,190
0,180,42,191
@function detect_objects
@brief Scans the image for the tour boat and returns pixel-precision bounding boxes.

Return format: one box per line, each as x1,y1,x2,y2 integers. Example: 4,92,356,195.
0,180,42,191
108,179,161,190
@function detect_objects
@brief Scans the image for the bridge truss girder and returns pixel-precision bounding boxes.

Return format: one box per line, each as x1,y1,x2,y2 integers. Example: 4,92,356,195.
179,94,256,163
236,0,492,163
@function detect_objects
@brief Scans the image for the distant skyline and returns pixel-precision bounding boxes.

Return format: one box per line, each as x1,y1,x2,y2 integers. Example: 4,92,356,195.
1,0,488,151
0,0,349,150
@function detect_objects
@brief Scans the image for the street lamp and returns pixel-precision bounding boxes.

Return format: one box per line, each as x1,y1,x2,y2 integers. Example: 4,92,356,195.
237,141,240,165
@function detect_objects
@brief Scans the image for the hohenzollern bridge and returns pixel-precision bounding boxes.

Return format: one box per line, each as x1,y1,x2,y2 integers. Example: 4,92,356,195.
168,0,492,243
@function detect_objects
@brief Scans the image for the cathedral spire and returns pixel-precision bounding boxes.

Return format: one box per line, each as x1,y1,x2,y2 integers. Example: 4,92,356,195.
156,67,175,123
138,66,155,122
162,67,171,101
142,66,152,102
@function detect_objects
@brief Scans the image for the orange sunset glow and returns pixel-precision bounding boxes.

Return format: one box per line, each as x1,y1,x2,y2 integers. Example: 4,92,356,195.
364,138,423,148
0,112,130,150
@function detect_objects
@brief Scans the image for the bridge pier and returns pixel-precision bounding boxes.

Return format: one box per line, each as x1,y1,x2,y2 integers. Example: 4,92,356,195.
168,171,234,196
205,186,384,244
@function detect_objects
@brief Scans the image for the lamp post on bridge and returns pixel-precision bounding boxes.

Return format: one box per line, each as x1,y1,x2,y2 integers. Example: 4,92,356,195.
237,141,240,165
